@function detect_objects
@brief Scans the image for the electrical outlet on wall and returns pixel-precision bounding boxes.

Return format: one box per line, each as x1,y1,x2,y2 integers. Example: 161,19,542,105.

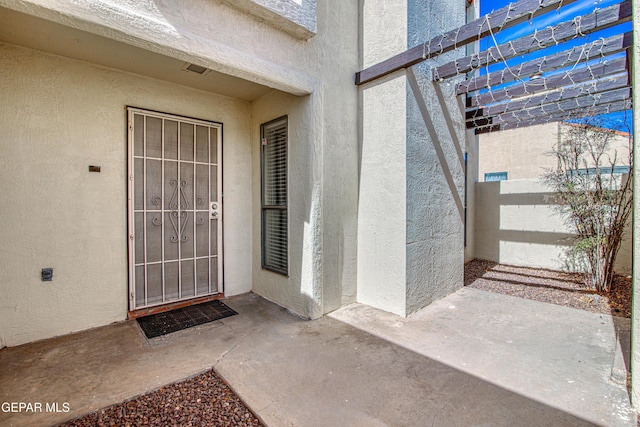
41,268,53,281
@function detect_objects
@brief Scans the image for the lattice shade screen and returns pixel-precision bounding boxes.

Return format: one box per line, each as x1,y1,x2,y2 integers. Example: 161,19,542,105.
261,117,288,275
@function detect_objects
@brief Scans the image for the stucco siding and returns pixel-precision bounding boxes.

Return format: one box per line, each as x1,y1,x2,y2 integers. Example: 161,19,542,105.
358,0,408,316
479,122,632,182
251,91,323,318
249,0,359,319
0,44,253,346
0,0,318,95
358,74,408,317
358,0,466,317
221,0,317,39
474,179,632,275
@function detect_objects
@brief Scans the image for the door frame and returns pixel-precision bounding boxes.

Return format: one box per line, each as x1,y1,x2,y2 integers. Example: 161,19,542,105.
126,107,224,317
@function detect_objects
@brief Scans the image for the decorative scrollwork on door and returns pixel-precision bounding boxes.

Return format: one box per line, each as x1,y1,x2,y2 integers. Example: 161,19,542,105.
129,108,222,310
167,179,190,243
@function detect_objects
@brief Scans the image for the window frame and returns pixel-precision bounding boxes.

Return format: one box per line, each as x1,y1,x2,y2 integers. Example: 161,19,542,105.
260,116,289,276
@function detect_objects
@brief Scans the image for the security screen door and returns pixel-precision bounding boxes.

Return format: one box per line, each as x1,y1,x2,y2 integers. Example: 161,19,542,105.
127,108,223,310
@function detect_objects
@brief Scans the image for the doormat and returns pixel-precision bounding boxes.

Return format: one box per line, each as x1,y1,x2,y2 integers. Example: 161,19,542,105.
137,300,237,339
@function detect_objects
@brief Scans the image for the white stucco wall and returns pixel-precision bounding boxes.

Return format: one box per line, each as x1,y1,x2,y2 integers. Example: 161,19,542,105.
357,0,408,316
406,65,466,314
0,0,360,343
358,0,466,316
474,179,632,275
0,0,318,96
250,0,359,319
479,122,632,182
358,74,409,316
479,123,560,181
0,44,253,347
405,0,467,315
251,91,325,318
221,0,317,39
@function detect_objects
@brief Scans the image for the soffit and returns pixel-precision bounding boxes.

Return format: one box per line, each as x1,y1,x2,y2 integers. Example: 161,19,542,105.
0,7,274,102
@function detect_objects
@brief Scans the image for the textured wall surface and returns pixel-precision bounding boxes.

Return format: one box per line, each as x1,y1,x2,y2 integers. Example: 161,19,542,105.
357,0,408,316
358,74,408,316
405,0,466,313
405,73,466,314
221,0,317,39
479,122,632,182
0,0,319,95
0,44,253,347
251,91,325,318
474,179,632,275
479,123,559,181
250,0,359,319
0,0,359,343
358,0,466,316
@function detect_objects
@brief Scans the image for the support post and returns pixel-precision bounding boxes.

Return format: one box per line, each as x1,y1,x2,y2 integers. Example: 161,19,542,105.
630,0,640,409
358,0,467,316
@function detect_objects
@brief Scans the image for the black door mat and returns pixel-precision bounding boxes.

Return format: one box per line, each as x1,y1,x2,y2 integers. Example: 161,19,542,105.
137,300,237,339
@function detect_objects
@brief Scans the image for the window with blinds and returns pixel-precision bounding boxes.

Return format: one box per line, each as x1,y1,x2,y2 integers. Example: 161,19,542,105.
261,116,288,275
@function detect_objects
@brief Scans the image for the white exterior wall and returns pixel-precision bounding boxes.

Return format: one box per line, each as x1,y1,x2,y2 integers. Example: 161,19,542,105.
249,0,359,319
479,122,632,182
358,75,409,316
357,0,408,316
405,0,467,314
0,0,318,95
251,91,326,318
479,123,560,181
474,179,632,275
0,44,253,347
221,0,317,39
0,0,359,345
358,0,466,316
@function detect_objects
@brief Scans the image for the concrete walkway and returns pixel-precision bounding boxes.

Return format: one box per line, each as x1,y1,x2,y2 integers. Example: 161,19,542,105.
0,289,635,427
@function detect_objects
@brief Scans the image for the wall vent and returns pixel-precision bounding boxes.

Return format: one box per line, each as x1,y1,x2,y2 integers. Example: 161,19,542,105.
183,63,209,75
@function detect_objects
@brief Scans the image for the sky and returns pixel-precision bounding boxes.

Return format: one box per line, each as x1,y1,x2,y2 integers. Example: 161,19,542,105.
477,0,632,131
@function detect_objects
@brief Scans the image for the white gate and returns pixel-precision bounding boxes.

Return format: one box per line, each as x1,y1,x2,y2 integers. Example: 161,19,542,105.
127,108,223,311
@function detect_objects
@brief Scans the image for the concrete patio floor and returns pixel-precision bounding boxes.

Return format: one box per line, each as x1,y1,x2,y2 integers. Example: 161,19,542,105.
0,288,635,427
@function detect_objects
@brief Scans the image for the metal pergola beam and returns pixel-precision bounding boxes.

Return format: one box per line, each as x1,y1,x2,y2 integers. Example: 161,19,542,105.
456,33,632,95
468,87,632,128
434,0,632,81
466,73,629,119
355,0,580,85
475,99,632,133
356,0,632,132
468,54,628,107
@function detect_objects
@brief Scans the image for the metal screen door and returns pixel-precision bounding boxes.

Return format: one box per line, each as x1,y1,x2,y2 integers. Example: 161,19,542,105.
127,108,223,310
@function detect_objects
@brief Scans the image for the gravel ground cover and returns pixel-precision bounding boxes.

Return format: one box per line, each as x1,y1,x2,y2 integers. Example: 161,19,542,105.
465,259,631,318
57,369,263,427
